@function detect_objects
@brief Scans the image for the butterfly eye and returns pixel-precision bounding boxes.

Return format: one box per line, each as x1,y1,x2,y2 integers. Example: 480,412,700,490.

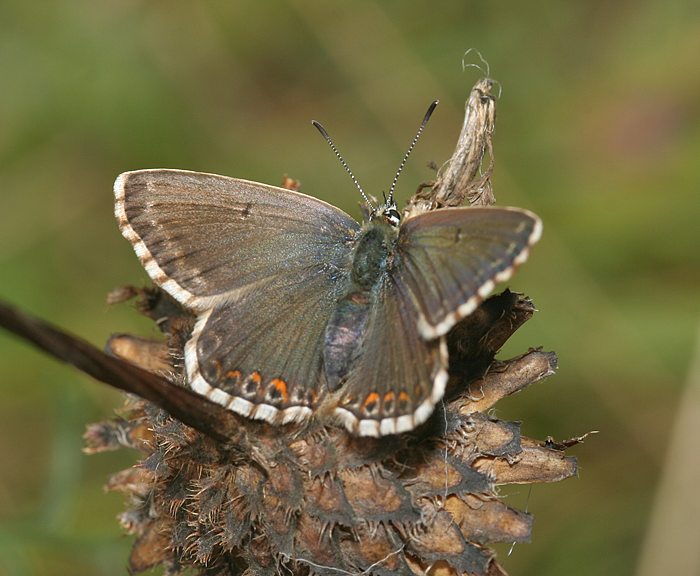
385,207,401,227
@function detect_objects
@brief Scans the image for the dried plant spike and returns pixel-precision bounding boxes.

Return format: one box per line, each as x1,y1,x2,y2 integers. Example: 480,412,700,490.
106,333,173,374
474,441,578,485
404,77,498,220
434,77,498,208
456,350,559,414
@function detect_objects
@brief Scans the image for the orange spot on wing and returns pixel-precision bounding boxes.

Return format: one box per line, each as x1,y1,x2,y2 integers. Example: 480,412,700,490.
363,392,380,412
225,370,241,380
250,371,262,385
270,378,289,403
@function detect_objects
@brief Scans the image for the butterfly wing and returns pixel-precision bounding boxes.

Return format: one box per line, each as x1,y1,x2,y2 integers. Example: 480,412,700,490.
115,169,360,423
333,273,448,437
397,207,542,339
115,169,359,310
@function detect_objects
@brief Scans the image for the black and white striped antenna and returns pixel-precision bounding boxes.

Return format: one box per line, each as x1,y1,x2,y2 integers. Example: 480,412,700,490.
313,99,438,215
387,100,438,206
312,120,375,212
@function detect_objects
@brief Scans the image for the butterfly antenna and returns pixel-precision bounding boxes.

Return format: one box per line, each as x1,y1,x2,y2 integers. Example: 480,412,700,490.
312,120,375,211
387,100,439,205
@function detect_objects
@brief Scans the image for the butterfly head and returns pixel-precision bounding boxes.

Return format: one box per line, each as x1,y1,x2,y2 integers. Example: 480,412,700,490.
372,196,401,227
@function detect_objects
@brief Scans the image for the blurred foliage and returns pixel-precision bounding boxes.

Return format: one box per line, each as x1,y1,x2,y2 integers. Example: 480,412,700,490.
0,1,698,575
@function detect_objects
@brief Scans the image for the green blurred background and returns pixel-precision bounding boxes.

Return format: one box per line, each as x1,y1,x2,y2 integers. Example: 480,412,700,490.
1,2,698,575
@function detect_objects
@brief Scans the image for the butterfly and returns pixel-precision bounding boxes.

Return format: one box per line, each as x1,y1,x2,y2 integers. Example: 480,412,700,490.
114,103,541,437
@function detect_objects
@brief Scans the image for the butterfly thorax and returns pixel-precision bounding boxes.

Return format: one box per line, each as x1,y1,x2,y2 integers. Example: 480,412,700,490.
323,219,398,392
351,219,398,289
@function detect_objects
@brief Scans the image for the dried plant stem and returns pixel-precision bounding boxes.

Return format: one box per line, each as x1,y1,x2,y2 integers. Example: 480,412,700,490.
0,300,235,443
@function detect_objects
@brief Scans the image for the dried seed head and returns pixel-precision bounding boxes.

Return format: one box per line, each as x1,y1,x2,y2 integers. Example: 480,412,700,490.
92,284,576,576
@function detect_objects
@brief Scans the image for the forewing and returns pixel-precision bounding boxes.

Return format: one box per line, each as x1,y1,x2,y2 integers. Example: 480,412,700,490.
334,275,448,437
397,207,542,339
115,169,359,311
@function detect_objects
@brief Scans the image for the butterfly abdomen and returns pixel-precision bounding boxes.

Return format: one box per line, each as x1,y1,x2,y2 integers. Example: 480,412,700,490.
323,221,397,392
323,292,370,391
